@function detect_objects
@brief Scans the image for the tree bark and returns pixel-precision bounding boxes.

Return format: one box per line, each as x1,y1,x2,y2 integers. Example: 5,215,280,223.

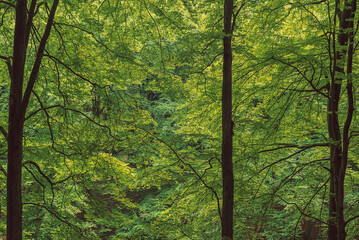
7,1,59,239
327,1,356,239
222,0,234,239
7,0,28,239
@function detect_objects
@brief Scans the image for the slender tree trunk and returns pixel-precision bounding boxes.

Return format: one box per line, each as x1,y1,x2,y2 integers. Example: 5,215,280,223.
222,0,234,239
6,1,59,239
327,1,356,239
7,1,28,239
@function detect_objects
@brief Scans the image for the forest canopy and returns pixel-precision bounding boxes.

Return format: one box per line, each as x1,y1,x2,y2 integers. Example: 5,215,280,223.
1,0,359,240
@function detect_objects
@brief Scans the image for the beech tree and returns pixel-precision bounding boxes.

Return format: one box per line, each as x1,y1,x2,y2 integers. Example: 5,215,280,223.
2,0,359,239
237,0,359,238
327,0,356,239
221,0,234,238
5,0,58,239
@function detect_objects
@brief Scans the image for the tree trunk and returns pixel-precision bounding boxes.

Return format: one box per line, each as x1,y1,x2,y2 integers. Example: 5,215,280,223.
327,1,356,239
6,1,59,239
7,0,28,239
221,0,234,239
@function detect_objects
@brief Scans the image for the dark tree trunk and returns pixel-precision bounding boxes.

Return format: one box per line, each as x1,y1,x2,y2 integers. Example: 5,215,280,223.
221,0,234,239
327,1,356,239
6,1,59,239
7,0,28,239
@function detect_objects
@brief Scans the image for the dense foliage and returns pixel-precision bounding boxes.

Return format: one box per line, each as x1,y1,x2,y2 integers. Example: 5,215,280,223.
1,0,359,239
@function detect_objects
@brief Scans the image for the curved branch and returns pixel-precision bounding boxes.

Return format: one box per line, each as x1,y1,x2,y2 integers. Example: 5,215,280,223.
132,124,222,220
22,0,59,113
25,104,62,121
31,91,77,157
26,103,124,142
346,214,359,225
0,126,7,142
271,57,328,98
22,202,89,239
0,55,13,78
23,160,53,186
53,22,138,64
0,164,7,176
258,146,329,176
260,142,329,153
276,175,329,227
231,1,246,33
0,1,15,9
44,54,105,89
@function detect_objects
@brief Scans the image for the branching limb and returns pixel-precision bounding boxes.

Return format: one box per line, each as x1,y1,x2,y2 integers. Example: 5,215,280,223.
24,0,36,50
133,124,222,220
276,176,329,226
231,1,246,33
258,145,328,175
0,1,15,8
22,0,59,112
281,85,327,93
23,159,85,185
346,214,359,225
0,126,7,141
349,131,359,140
23,160,55,204
0,164,7,176
25,103,124,142
23,202,89,239
0,55,13,78
31,91,76,157
271,57,328,98
25,104,62,121
23,160,53,186
23,165,45,188
53,22,138,64
44,54,105,89
65,107,125,142
34,1,46,16
260,142,329,153
311,0,327,4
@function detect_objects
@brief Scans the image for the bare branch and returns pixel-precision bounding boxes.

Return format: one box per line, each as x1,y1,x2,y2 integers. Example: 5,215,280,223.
34,1,46,16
